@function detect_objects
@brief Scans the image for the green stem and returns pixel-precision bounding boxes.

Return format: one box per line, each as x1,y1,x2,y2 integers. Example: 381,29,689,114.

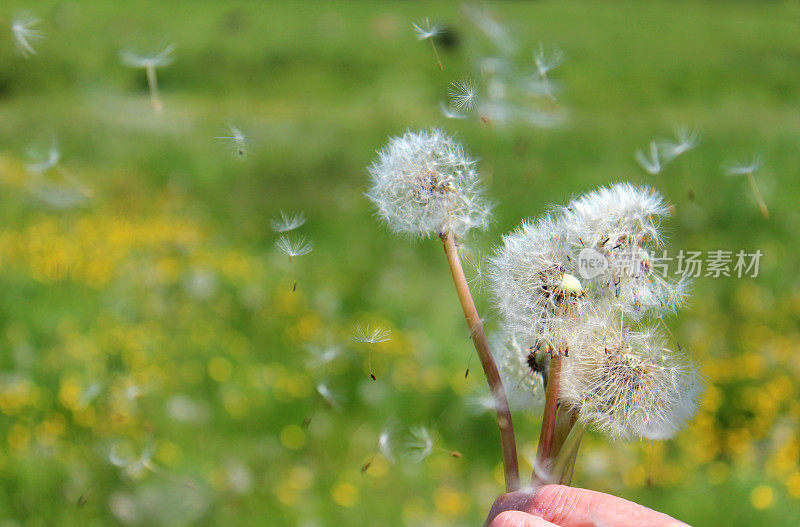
441,232,519,491
552,420,586,485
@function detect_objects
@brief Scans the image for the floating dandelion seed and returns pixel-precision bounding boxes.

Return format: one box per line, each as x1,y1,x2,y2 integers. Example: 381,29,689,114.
439,100,467,119
462,4,516,52
403,425,434,462
412,18,444,70
363,424,397,472
275,235,313,260
120,43,175,113
725,155,763,176
725,155,769,219
378,427,395,463
635,141,662,175
26,144,61,174
366,129,492,238
351,324,391,344
533,43,565,78
276,234,313,292
352,324,391,380
271,211,307,233
305,344,342,369
658,126,699,161
316,383,340,408
217,124,248,159
449,79,479,111
25,142,93,209
11,12,44,57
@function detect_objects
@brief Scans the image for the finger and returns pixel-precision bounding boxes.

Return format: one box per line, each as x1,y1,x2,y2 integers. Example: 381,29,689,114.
487,510,561,527
504,485,689,527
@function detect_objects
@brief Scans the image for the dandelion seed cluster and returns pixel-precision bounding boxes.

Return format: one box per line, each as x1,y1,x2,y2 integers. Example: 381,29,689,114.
491,183,700,440
366,129,492,238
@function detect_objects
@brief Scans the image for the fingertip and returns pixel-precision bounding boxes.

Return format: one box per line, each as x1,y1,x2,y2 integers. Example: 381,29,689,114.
488,510,560,527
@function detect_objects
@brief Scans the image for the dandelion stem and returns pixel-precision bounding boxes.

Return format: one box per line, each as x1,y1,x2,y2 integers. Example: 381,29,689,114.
747,172,769,219
550,405,577,460
533,352,561,485
440,231,519,491
145,65,163,113
429,39,443,71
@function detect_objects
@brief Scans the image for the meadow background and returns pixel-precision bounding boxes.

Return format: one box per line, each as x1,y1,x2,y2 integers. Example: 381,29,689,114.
1,1,799,525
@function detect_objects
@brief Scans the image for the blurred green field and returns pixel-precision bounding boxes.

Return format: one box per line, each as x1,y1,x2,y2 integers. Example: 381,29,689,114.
1,1,799,525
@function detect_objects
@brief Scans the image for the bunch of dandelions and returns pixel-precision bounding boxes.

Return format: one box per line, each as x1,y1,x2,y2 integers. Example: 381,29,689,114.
490,182,700,485
120,43,175,113
11,12,44,57
366,128,520,491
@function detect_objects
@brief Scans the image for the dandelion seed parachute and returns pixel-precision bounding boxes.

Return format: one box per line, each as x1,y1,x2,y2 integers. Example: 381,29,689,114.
658,126,698,161
351,324,391,344
635,141,662,175
275,235,313,258
11,12,44,57
403,425,434,462
366,129,492,238
120,44,176,69
271,211,307,233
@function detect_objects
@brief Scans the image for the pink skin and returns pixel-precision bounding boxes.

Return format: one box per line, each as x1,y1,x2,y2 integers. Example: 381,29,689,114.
485,485,690,527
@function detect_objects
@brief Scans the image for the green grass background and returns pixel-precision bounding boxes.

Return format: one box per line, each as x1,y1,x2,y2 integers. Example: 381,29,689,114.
0,1,799,525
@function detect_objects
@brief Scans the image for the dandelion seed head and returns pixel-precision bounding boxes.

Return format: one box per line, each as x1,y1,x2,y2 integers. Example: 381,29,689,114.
271,211,307,233
490,215,592,353
366,129,492,238
276,235,313,258
351,324,391,344
412,18,444,40
120,43,176,69
11,12,44,57
561,183,685,317
449,79,479,111
560,322,701,440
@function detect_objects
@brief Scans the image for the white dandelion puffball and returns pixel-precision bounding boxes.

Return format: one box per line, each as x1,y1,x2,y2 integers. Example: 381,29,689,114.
560,322,701,440
366,129,492,238
561,183,686,317
489,215,593,353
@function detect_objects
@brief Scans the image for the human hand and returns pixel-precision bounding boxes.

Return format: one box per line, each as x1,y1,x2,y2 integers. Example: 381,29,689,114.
485,485,689,527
